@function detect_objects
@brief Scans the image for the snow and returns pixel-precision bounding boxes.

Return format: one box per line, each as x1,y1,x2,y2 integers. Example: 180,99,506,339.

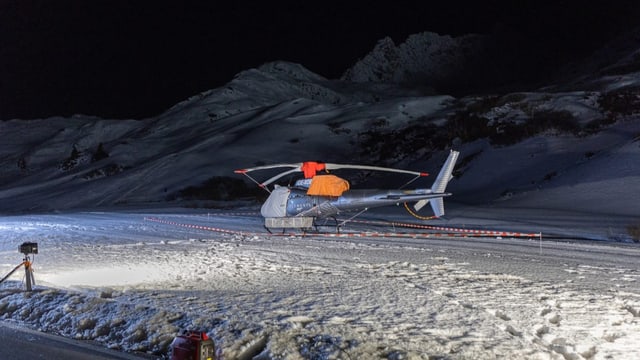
1,210,640,359
1,39,640,358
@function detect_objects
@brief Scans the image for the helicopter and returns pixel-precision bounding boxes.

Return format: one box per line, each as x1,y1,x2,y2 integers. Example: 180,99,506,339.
235,150,460,231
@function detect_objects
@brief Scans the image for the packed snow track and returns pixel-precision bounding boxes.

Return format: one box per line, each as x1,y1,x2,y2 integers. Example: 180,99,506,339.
1,210,639,359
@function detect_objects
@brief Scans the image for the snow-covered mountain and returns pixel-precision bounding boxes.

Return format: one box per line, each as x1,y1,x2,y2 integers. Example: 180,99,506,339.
341,32,488,93
1,32,640,240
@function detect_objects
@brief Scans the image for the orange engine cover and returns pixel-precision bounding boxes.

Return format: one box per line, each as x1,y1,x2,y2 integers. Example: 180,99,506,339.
306,175,350,196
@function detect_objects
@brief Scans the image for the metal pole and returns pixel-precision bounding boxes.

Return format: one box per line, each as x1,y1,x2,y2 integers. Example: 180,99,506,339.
24,256,32,292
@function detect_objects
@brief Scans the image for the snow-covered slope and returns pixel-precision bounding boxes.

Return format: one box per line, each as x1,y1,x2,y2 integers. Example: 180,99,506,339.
0,61,456,212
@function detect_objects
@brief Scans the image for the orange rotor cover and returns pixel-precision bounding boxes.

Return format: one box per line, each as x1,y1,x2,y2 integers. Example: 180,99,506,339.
301,161,326,178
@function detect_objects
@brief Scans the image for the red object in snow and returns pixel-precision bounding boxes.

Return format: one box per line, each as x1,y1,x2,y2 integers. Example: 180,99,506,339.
169,331,216,360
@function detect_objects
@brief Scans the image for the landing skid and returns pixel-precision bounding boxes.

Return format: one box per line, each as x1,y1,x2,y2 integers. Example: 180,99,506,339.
313,216,341,233
264,225,316,235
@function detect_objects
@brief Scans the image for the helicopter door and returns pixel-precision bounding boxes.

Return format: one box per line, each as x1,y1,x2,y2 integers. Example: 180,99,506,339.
261,185,290,218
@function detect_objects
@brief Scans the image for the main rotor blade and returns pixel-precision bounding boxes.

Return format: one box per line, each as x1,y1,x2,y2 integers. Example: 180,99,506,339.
235,164,304,188
324,163,428,177
261,168,303,186
236,162,428,188
235,163,303,173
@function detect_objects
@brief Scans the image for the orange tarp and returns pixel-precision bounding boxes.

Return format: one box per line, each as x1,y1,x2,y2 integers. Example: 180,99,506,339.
306,175,350,196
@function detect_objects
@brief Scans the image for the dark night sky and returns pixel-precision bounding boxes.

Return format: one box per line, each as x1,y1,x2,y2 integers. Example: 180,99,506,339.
2,1,639,120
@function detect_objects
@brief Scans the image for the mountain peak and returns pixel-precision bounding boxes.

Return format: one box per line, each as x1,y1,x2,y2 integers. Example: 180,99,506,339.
342,32,486,92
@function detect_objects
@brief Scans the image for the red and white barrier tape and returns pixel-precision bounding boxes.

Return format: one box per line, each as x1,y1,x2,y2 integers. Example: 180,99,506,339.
346,219,541,237
145,216,541,240
165,212,541,238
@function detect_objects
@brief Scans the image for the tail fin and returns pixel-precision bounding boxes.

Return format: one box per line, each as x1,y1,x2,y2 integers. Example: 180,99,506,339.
414,150,460,217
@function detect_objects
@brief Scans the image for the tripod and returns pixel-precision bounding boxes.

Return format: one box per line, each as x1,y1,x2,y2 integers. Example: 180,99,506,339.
0,254,36,291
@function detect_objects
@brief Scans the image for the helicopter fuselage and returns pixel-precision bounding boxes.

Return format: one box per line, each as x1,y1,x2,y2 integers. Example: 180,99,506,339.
282,187,450,218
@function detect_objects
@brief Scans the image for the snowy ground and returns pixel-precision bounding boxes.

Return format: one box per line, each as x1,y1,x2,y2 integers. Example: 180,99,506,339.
1,208,639,359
